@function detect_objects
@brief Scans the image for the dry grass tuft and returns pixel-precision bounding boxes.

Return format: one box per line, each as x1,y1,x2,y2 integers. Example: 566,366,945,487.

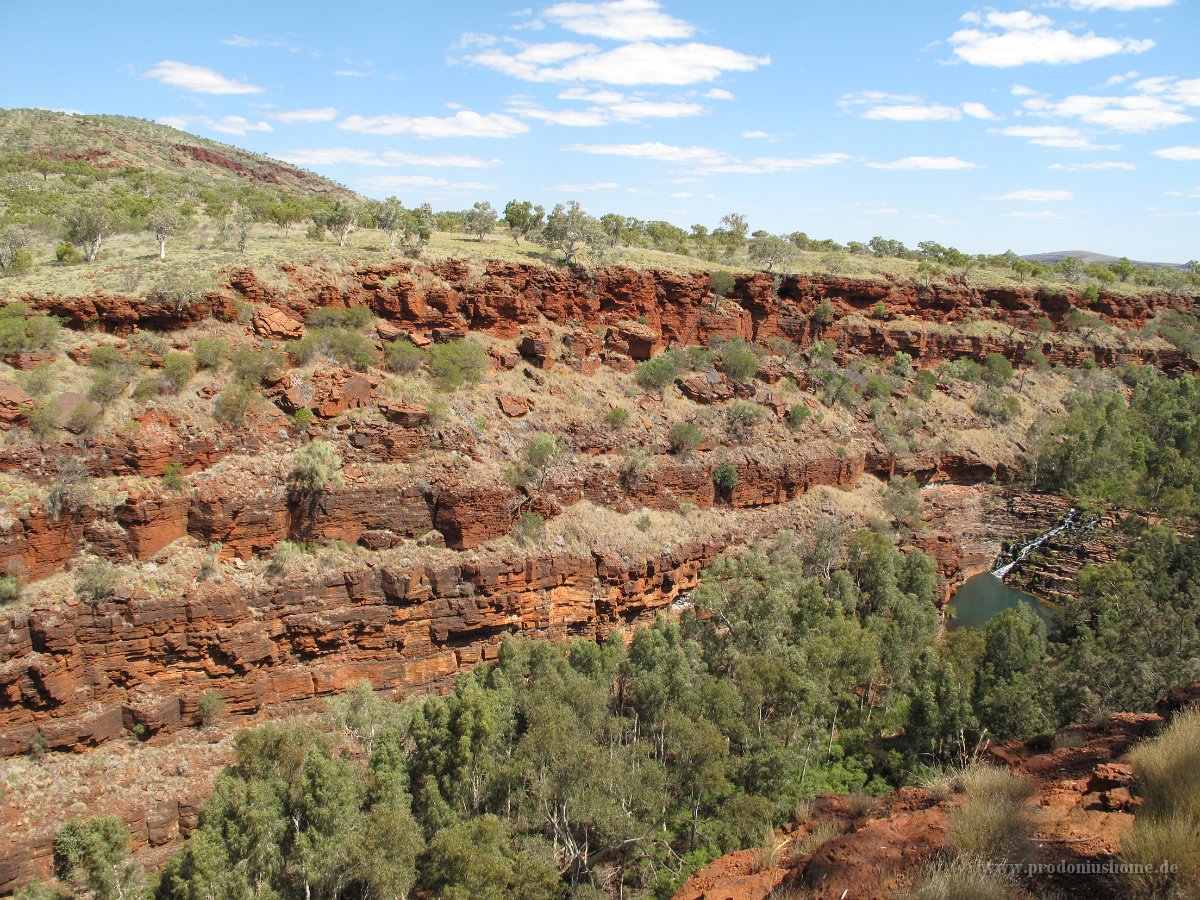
913,857,1029,900
948,764,1035,863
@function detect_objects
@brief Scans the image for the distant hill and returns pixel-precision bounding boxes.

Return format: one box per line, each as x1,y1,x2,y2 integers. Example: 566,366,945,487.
0,107,353,198
1023,249,1186,270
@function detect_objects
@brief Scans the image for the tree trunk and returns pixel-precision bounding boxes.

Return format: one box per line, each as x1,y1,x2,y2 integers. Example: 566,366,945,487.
159,238,167,260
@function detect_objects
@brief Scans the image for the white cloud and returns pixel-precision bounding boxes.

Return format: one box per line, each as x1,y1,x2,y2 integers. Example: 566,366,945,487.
333,69,367,77
948,13,1154,67
1049,161,1137,170
546,181,620,191
562,142,851,174
469,41,769,85
279,148,501,168
1155,145,1200,160
1011,84,1039,96
223,35,284,47
864,103,963,121
1165,187,1200,197
841,91,997,122
339,110,529,138
564,141,732,166
357,175,496,192
1004,210,1063,219
509,90,706,126
543,0,695,40
1069,0,1174,9
157,114,273,135
985,189,1074,201
865,156,980,170
704,88,735,100
558,87,624,103
962,102,999,120
1021,77,1200,133
1103,70,1141,87
145,60,263,94
742,130,771,138
995,124,1119,150
271,107,339,124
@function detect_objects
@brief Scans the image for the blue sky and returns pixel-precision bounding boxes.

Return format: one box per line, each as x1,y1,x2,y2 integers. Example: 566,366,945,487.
2,0,1198,260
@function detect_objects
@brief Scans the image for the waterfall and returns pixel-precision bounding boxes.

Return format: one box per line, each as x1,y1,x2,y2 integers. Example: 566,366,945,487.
992,507,1081,579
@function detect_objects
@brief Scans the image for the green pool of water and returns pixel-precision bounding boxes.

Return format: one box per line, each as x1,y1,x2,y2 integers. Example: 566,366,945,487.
947,572,1055,631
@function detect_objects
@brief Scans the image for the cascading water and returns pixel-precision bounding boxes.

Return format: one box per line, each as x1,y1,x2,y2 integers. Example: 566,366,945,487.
992,507,1082,579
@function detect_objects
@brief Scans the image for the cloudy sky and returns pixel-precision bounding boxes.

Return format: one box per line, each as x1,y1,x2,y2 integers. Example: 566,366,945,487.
3,0,1198,259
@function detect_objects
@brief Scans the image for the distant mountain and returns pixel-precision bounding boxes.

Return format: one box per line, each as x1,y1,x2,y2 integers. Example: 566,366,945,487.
0,107,354,199
1022,249,1186,270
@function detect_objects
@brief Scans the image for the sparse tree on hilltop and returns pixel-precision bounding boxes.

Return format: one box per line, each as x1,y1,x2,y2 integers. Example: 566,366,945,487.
464,201,498,242
64,203,115,262
502,199,543,246
374,196,407,251
748,233,796,273
317,199,359,248
542,200,603,266
146,206,180,260
267,196,308,237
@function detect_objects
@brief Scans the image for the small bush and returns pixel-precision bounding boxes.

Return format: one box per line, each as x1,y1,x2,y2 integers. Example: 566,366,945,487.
428,339,488,390
385,337,426,374
55,242,83,265
327,329,377,370
982,352,1014,386
161,352,196,392
871,300,888,320
712,459,738,495
196,690,226,726
293,406,314,428
939,357,985,383
719,340,760,382
710,269,736,297
725,401,768,441
863,374,892,400
787,404,811,431
230,347,284,384
619,449,651,488
634,354,680,392
812,298,836,326
6,247,33,275
87,367,130,403
75,558,117,604
0,305,62,355
192,337,229,370
603,407,631,429
290,440,344,495
668,421,704,456
948,764,1034,862
508,434,562,487
972,391,1021,423
268,540,307,576
511,511,546,546
891,351,914,377
1022,347,1050,372
0,574,20,605
163,463,185,491
913,368,937,400
213,382,259,426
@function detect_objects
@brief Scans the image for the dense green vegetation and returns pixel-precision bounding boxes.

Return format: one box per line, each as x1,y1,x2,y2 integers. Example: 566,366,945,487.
1035,368,1200,516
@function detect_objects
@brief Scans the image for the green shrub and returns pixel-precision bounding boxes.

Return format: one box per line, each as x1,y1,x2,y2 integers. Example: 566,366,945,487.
712,460,739,495
982,352,1014,386
293,406,314,428
668,421,704,456
634,354,680,392
289,440,344,495
230,347,284,384
428,339,488,390
972,391,1021,423
511,511,546,546
327,329,377,370
0,574,20,605
871,300,888,320
213,382,259,426
6,247,33,275
939,357,984,383
787,404,811,430
812,298,836,326
88,368,130,403
913,368,937,400
75,558,117,604
507,434,563,487
163,463,184,491
863,374,892,399
385,337,426,374
725,401,768,441
619,449,651,488
890,352,914,377
160,351,195,392
55,242,83,265
1023,347,1050,372
709,269,736,297
719,340,760,382
0,304,62,355
196,690,226,726
192,337,229,370
603,407,631,429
